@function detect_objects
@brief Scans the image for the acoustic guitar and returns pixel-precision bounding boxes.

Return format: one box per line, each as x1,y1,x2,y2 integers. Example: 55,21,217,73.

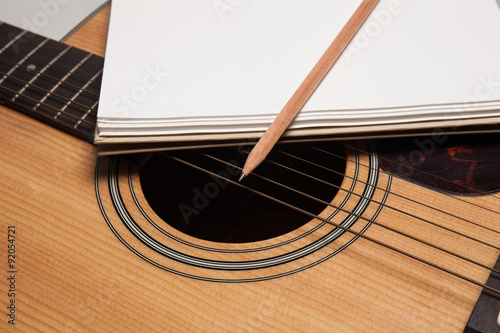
1,6,500,332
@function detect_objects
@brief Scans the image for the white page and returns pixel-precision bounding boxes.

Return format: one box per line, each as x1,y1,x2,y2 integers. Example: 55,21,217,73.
0,0,109,41
97,0,500,137
302,0,500,112
98,0,363,120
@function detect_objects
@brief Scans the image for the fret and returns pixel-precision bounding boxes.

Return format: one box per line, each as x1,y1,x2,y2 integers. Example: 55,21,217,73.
55,63,101,121
37,51,103,126
0,22,103,143
0,82,93,125
20,47,102,138
58,53,102,100
0,65,99,119
0,28,27,54
74,100,99,129
0,25,70,106
33,52,92,116
10,45,72,103
0,37,49,86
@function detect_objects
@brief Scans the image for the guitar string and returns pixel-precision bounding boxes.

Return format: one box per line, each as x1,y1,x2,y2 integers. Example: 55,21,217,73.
0,54,101,108
172,151,500,292
0,49,101,98
341,142,500,201
0,36,100,116
0,54,99,128
313,144,500,217
236,149,500,249
165,152,500,296
275,146,500,235
194,150,500,274
0,83,95,126
311,143,500,226
0,68,99,116
0,39,101,120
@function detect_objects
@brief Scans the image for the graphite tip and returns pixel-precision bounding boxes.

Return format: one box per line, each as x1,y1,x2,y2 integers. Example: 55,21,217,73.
238,172,246,182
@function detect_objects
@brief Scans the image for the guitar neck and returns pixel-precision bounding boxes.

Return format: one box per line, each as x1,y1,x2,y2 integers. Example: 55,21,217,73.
0,21,103,143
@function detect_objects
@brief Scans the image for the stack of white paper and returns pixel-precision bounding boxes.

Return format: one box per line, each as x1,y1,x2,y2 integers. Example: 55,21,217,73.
96,0,500,144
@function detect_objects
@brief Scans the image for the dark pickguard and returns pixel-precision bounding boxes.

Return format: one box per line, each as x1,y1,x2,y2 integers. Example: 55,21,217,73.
377,132,500,332
375,133,500,196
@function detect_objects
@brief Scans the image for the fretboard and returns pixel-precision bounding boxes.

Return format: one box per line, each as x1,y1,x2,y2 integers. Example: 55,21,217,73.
0,21,103,143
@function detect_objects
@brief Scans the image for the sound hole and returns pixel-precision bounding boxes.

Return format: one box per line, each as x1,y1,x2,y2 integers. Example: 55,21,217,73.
140,142,346,243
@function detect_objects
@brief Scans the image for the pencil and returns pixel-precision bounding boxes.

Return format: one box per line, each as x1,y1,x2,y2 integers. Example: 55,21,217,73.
239,0,380,181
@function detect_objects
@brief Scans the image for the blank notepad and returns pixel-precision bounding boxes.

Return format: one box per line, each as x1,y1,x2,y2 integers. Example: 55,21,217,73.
96,0,500,143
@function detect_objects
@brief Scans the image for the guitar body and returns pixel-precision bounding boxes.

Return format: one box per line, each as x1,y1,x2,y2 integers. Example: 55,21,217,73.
1,7,499,332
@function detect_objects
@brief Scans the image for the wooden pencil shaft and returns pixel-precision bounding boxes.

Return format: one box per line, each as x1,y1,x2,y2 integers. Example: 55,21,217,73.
242,0,380,177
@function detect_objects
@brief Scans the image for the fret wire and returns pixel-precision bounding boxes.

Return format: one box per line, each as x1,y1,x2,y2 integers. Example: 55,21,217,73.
0,54,101,99
197,149,500,271
0,27,101,135
75,100,99,129
10,45,72,103
0,37,50,86
279,146,500,235
0,71,99,120
0,83,94,126
0,68,98,115
0,29,27,54
20,47,103,94
59,67,102,123
165,152,500,296
27,52,90,120
313,144,500,216
0,34,105,86
33,53,92,118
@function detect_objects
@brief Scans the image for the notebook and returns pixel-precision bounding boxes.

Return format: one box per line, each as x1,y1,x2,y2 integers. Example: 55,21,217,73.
96,0,500,147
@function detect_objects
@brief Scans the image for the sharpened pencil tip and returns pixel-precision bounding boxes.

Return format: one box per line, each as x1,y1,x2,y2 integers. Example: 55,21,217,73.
238,172,246,182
